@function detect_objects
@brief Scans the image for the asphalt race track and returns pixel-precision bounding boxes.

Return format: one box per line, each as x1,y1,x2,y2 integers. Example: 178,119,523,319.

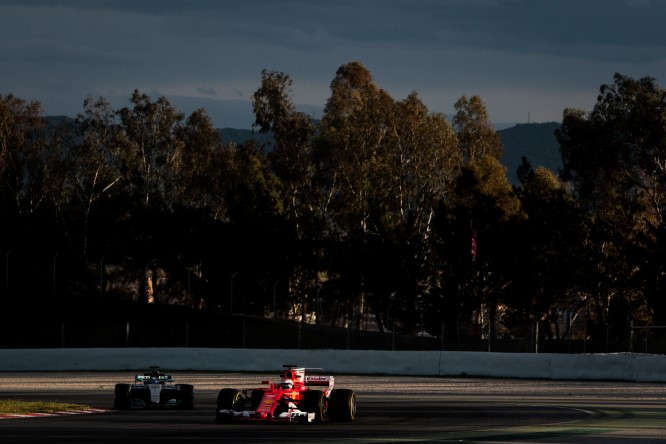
1,372,666,443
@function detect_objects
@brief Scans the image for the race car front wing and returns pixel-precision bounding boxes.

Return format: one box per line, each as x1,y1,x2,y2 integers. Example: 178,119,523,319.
217,408,316,423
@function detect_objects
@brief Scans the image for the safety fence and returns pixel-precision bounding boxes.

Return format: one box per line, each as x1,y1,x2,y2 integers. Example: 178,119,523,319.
2,302,662,354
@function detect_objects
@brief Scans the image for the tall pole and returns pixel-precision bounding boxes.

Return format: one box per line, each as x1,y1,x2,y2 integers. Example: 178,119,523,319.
273,280,278,316
386,303,395,351
230,272,238,314
53,252,59,298
5,249,11,291
421,307,429,350
316,285,322,324
100,255,106,299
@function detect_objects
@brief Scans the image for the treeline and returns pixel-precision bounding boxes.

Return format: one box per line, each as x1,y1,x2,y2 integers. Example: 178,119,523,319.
2,63,665,344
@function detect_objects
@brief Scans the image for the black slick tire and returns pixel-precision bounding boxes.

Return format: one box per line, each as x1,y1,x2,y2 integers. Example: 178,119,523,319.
329,389,356,422
216,388,242,422
114,383,131,410
179,384,195,410
303,390,328,423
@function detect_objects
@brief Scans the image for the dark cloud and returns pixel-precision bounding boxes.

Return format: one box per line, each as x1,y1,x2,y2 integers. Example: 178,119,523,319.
2,0,665,127
196,86,218,97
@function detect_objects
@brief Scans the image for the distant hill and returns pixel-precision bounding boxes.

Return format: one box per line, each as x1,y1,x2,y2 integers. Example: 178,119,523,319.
43,115,74,126
498,122,562,184
218,127,274,147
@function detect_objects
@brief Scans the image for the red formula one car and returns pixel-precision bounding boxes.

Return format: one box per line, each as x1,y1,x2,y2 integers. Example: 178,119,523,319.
215,364,356,423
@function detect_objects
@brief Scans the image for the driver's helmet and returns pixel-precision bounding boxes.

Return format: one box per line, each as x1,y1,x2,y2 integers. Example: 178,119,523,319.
281,379,293,389
150,370,160,379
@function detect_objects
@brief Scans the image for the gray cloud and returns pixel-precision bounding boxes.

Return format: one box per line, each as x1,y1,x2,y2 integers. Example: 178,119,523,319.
2,0,665,128
196,86,218,97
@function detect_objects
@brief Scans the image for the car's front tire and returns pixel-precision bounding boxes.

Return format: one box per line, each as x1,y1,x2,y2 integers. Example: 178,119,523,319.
216,388,242,422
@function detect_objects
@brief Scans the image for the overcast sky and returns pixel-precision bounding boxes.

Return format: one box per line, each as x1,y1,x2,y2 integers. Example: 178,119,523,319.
2,0,665,129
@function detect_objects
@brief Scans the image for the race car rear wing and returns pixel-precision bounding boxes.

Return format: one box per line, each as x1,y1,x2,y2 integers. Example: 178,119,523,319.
280,364,334,390
135,375,172,382
305,375,334,388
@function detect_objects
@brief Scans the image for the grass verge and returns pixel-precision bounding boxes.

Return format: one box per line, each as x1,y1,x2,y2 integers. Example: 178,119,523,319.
0,400,92,414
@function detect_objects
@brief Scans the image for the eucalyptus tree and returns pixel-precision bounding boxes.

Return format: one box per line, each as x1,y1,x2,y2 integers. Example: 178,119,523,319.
317,61,395,237
450,94,519,348
252,69,320,320
454,95,503,162
218,139,285,314
452,92,511,240
111,91,188,303
0,95,55,299
156,108,234,307
55,96,123,262
509,162,585,339
115,90,186,210
315,62,396,328
0,94,48,229
389,93,461,257
174,108,228,215
252,69,318,239
382,92,462,332
558,73,666,329
19,96,129,304
317,62,463,332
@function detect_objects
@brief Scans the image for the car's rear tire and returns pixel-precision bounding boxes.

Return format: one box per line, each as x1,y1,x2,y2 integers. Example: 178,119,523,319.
329,389,356,422
114,384,131,410
179,384,194,410
302,390,328,423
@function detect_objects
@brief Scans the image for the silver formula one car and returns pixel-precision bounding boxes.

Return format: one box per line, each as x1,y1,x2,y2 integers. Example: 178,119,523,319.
114,367,194,410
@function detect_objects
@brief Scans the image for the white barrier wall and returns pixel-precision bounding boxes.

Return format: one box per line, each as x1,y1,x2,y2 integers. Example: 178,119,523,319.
1,348,666,382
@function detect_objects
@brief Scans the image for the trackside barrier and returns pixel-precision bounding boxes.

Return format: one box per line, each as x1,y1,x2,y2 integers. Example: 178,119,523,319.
1,348,666,382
